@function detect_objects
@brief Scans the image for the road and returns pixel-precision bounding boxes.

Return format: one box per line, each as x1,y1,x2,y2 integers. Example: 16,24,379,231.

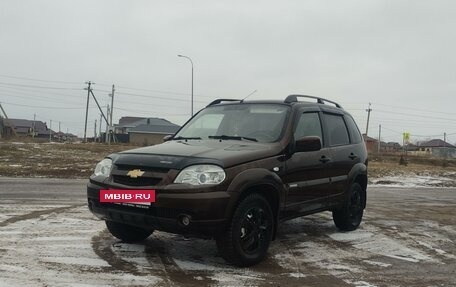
0,177,455,287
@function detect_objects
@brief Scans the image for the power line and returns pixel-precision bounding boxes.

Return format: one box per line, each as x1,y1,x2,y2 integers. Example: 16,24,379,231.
0,81,83,91
0,91,82,106
375,109,456,122
374,102,455,116
94,89,208,104
1,101,102,110
0,74,82,85
115,106,189,116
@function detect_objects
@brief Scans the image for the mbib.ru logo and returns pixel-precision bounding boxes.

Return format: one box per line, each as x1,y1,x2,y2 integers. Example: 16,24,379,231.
100,190,156,203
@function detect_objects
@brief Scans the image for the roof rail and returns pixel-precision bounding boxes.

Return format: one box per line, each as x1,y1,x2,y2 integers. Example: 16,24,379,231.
284,94,342,108
207,99,242,107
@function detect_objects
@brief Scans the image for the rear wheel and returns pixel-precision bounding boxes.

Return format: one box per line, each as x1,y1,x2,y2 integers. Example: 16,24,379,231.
333,182,364,231
105,221,153,243
216,194,274,267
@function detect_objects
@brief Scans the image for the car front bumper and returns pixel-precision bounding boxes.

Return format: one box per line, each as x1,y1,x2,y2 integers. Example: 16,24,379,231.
87,181,231,237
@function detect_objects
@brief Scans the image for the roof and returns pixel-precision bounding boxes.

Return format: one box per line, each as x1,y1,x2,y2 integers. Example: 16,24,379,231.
116,117,177,128
129,124,180,134
8,118,47,131
118,117,147,126
362,134,377,142
420,139,456,148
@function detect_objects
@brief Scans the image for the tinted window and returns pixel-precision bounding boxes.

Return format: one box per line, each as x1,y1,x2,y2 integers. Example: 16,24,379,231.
323,113,350,146
345,115,362,143
294,112,323,140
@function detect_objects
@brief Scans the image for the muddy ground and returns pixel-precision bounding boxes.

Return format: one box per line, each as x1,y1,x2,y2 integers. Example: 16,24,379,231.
1,142,456,186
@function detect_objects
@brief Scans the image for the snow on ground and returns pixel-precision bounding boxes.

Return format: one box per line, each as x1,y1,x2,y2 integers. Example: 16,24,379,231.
370,173,456,188
1,180,455,286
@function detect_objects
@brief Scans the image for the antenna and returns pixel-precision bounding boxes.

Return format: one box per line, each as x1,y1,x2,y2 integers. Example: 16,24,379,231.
241,90,257,102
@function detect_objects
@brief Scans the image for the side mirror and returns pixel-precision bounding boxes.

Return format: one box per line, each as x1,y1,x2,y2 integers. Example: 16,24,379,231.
163,135,173,142
295,136,322,152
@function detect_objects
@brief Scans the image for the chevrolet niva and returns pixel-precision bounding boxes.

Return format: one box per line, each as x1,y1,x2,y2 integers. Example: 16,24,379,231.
87,95,368,266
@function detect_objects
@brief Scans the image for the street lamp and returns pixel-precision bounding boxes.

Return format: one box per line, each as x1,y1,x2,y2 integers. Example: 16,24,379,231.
178,54,194,117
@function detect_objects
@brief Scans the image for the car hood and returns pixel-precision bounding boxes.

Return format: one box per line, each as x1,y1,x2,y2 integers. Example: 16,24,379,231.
112,140,283,170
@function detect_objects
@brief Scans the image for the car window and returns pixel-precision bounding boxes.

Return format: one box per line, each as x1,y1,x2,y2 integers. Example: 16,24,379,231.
345,114,362,143
323,113,350,146
175,104,289,142
294,112,323,141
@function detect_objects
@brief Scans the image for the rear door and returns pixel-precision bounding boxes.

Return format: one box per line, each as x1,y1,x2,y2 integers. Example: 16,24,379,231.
320,111,356,203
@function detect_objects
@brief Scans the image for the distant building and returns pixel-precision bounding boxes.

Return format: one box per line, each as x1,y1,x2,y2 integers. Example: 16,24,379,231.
383,142,401,152
414,139,456,158
0,116,15,138
363,134,402,153
7,118,48,137
363,134,379,153
114,116,180,145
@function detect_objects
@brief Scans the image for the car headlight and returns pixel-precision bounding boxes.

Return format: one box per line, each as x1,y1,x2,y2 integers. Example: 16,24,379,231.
174,164,226,185
93,158,112,178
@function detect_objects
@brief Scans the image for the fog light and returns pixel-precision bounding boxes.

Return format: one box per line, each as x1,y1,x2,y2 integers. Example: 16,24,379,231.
181,215,190,226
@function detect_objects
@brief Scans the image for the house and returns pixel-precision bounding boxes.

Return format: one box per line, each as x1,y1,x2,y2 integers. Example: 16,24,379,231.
115,117,177,134
129,121,181,146
363,134,379,153
7,118,48,137
383,142,401,152
0,116,15,138
113,116,180,145
414,139,456,158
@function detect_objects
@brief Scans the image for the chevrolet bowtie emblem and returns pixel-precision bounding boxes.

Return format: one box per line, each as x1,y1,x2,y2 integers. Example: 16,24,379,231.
127,169,145,178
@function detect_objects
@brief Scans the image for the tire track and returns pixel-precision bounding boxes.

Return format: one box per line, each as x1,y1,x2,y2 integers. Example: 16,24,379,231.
90,229,143,275
144,238,216,287
0,204,85,227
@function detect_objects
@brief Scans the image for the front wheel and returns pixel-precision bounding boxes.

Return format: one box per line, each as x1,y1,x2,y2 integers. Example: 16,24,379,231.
332,182,364,231
105,221,153,243
216,194,274,267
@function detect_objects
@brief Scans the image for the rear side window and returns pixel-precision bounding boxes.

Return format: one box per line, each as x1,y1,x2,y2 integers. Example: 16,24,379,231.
294,112,323,141
323,113,350,146
345,115,362,143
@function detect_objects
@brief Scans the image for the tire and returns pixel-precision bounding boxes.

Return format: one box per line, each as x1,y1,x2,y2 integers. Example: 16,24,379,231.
216,194,274,267
105,221,153,243
332,182,364,231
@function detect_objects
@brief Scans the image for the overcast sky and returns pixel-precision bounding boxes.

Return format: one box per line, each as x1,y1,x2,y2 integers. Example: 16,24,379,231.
0,0,455,144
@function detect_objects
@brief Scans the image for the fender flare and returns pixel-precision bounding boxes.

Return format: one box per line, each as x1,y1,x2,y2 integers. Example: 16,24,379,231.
225,168,286,239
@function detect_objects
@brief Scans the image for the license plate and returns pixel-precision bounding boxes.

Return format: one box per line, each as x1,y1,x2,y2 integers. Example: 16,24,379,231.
100,189,156,205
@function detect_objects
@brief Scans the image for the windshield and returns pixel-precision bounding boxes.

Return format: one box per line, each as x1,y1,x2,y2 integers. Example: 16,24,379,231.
175,104,289,143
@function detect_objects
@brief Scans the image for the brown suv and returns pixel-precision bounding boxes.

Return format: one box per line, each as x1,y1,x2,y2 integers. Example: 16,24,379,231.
87,95,368,266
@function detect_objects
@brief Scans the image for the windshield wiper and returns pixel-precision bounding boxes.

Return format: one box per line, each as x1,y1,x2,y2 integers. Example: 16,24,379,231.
208,135,258,142
172,136,202,141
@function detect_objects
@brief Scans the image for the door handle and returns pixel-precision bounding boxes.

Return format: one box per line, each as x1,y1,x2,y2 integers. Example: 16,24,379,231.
320,155,331,163
348,153,358,160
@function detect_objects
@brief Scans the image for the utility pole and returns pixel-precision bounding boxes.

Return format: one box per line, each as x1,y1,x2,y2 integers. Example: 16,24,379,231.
365,102,372,136
0,103,17,137
378,124,381,155
99,112,102,142
32,114,36,138
94,120,97,140
108,84,115,144
83,81,93,143
444,132,447,159
49,120,52,143
105,105,110,144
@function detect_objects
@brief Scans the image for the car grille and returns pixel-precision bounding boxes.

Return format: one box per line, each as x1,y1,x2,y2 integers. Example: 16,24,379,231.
112,175,161,186
111,164,170,187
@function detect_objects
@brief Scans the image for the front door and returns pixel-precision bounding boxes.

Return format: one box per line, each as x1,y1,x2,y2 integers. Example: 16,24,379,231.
282,111,330,218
